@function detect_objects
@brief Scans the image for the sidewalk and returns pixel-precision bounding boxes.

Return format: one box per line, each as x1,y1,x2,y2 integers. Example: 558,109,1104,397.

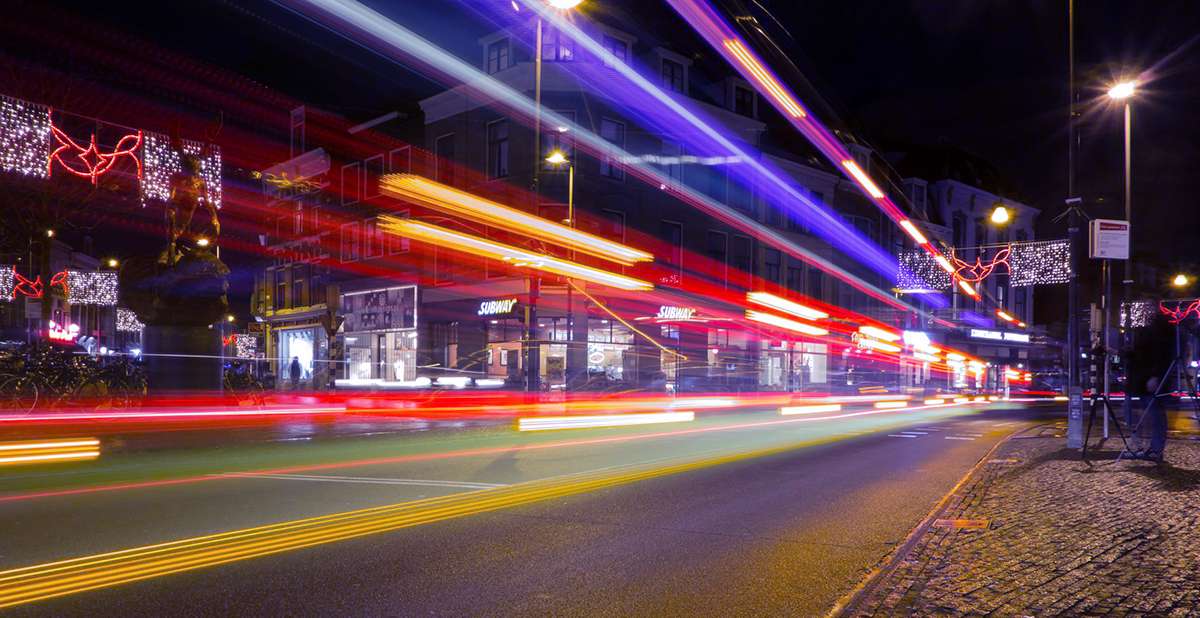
836,418,1200,618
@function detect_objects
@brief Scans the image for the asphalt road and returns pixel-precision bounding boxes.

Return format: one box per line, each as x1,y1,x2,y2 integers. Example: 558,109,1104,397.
0,402,1060,617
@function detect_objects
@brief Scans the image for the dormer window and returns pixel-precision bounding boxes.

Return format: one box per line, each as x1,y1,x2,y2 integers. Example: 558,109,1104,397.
734,85,753,117
541,28,575,62
487,39,510,74
662,59,685,93
602,35,627,66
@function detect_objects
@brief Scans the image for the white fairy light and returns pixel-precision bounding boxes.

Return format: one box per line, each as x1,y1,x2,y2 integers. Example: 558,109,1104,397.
1008,240,1071,286
66,270,118,305
234,334,258,359
116,308,145,332
0,265,13,301
140,133,223,209
898,250,951,290
0,95,51,178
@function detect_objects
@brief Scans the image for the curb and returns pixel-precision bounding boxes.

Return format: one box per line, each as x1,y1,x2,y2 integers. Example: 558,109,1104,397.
822,423,1050,618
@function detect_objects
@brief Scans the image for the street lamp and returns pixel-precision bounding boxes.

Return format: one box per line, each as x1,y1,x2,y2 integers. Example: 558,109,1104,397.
106,258,119,268
990,204,1011,225
1173,274,1189,288
546,150,577,389
547,0,583,8
1109,80,1136,425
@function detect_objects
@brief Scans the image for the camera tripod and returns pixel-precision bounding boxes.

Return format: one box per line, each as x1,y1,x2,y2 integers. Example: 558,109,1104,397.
1118,350,1200,462
1081,385,1130,460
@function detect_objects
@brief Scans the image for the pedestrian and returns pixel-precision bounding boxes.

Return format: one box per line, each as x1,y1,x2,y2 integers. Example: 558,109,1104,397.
1128,312,1175,463
289,356,301,390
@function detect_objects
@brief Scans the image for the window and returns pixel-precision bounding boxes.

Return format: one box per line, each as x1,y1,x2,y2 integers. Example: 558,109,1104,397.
728,178,752,212
974,218,987,247
602,35,627,66
389,146,411,174
734,86,753,116
541,28,574,61
389,211,410,254
487,120,509,179
341,222,360,262
952,214,966,248
707,230,727,264
732,235,754,277
276,267,287,310
601,209,625,242
293,202,304,235
708,169,726,203
435,133,455,184
764,248,781,283
765,197,781,227
365,154,384,199
545,111,575,169
661,140,683,185
843,214,877,244
660,220,683,283
1015,287,1027,321
487,39,510,74
365,219,383,258
292,263,308,308
1016,230,1028,243
341,163,360,206
787,266,802,292
290,107,305,157
312,272,325,307
808,269,823,301
662,59,684,93
599,119,625,180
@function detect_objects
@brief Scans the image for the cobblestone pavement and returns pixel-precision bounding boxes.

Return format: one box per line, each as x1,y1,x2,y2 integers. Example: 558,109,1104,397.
840,423,1200,618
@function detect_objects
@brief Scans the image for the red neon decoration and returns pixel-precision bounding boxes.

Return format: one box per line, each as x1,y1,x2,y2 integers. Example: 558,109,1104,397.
11,270,69,299
13,273,42,298
48,110,143,184
222,334,236,347
951,247,1011,284
1159,300,1200,324
46,321,79,342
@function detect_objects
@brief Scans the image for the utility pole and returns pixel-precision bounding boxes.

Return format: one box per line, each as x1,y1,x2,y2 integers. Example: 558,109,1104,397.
1066,0,1084,448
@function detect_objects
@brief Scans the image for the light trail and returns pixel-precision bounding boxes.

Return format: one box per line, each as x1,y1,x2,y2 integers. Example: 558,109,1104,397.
516,411,695,431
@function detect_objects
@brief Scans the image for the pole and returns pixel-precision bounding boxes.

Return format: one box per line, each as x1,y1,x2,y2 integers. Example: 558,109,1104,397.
1122,100,1133,424
1065,0,1083,448
527,18,543,394
565,164,574,391
1103,259,1112,437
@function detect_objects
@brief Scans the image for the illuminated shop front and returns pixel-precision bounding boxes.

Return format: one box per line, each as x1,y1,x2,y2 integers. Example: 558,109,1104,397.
278,326,323,387
340,285,418,382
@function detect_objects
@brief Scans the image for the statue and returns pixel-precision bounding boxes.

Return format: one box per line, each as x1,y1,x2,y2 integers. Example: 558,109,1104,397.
162,154,219,265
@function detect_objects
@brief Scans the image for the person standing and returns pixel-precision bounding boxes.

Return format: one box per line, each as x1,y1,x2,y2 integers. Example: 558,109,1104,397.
1128,312,1174,463
289,356,302,391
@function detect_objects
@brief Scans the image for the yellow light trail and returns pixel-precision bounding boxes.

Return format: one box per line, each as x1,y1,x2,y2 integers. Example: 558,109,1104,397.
841,160,885,199
380,174,653,266
516,411,694,431
745,310,828,337
0,432,862,608
722,40,806,118
378,217,653,291
746,291,828,320
0,438,99,467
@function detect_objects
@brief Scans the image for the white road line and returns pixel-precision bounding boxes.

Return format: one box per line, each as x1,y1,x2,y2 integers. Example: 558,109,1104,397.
944,436,977,441
214,473,507,489
898,431,928,435
888,434,919,438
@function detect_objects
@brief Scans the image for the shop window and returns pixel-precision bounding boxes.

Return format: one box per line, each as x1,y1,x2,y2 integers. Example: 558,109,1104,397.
487,120,509,179
487,38,510,74
599,119,624,180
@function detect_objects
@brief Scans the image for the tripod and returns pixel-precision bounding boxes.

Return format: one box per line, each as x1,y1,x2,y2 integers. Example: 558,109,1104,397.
1081,383,1130,460
1120,322,1200,461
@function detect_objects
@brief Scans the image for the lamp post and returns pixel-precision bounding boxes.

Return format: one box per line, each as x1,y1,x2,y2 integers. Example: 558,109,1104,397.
1108,81,1136,424
547,150,576,390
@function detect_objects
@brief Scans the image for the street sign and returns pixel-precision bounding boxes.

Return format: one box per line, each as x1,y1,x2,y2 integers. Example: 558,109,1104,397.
1089,219,1129,260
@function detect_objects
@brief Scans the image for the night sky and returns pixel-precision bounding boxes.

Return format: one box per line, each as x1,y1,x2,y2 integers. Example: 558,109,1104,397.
31,0,1200,266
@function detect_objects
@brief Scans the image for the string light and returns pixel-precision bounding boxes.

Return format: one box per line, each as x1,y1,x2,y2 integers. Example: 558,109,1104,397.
65,271,118,305
898,251,951,290
0,266,12,302
1121,301,1156,328
235,335,258,359
1008,240,1072,286
0,95,51,179
140,133,223,209
116,308,144,332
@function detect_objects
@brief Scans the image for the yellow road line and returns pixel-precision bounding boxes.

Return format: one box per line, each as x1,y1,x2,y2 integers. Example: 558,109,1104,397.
0,434,840,609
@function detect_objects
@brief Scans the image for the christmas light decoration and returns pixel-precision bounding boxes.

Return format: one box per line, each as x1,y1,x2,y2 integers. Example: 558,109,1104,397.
1160,300,1200,324
898,250,951,290
235,335,258,359
65,271,118,305
12,272,41,298
0,95,51,179
1120,301,1156,328
140,133,223,209
0,266,11,302
951,247,1011,283
116,308,144,332
47,110,142,184
1008,240,1072,286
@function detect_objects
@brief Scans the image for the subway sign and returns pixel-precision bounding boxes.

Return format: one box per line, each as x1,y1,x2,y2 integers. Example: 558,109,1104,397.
478,298,519,316
656,306,697,320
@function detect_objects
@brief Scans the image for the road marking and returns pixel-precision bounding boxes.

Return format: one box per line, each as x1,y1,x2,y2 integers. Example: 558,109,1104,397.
898,431,928,435
887,434,918,438
214,473,506,490
0,432,854,609
944,436,976,441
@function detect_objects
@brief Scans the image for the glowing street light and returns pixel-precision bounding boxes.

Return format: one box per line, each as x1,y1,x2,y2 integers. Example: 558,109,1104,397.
545,151,568,165
45,229,54,238
106,258,119,268
1173,274,1189,288
990,204,1011,225
1108,81,1136,100
547,0,583,8
196,238,210,247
